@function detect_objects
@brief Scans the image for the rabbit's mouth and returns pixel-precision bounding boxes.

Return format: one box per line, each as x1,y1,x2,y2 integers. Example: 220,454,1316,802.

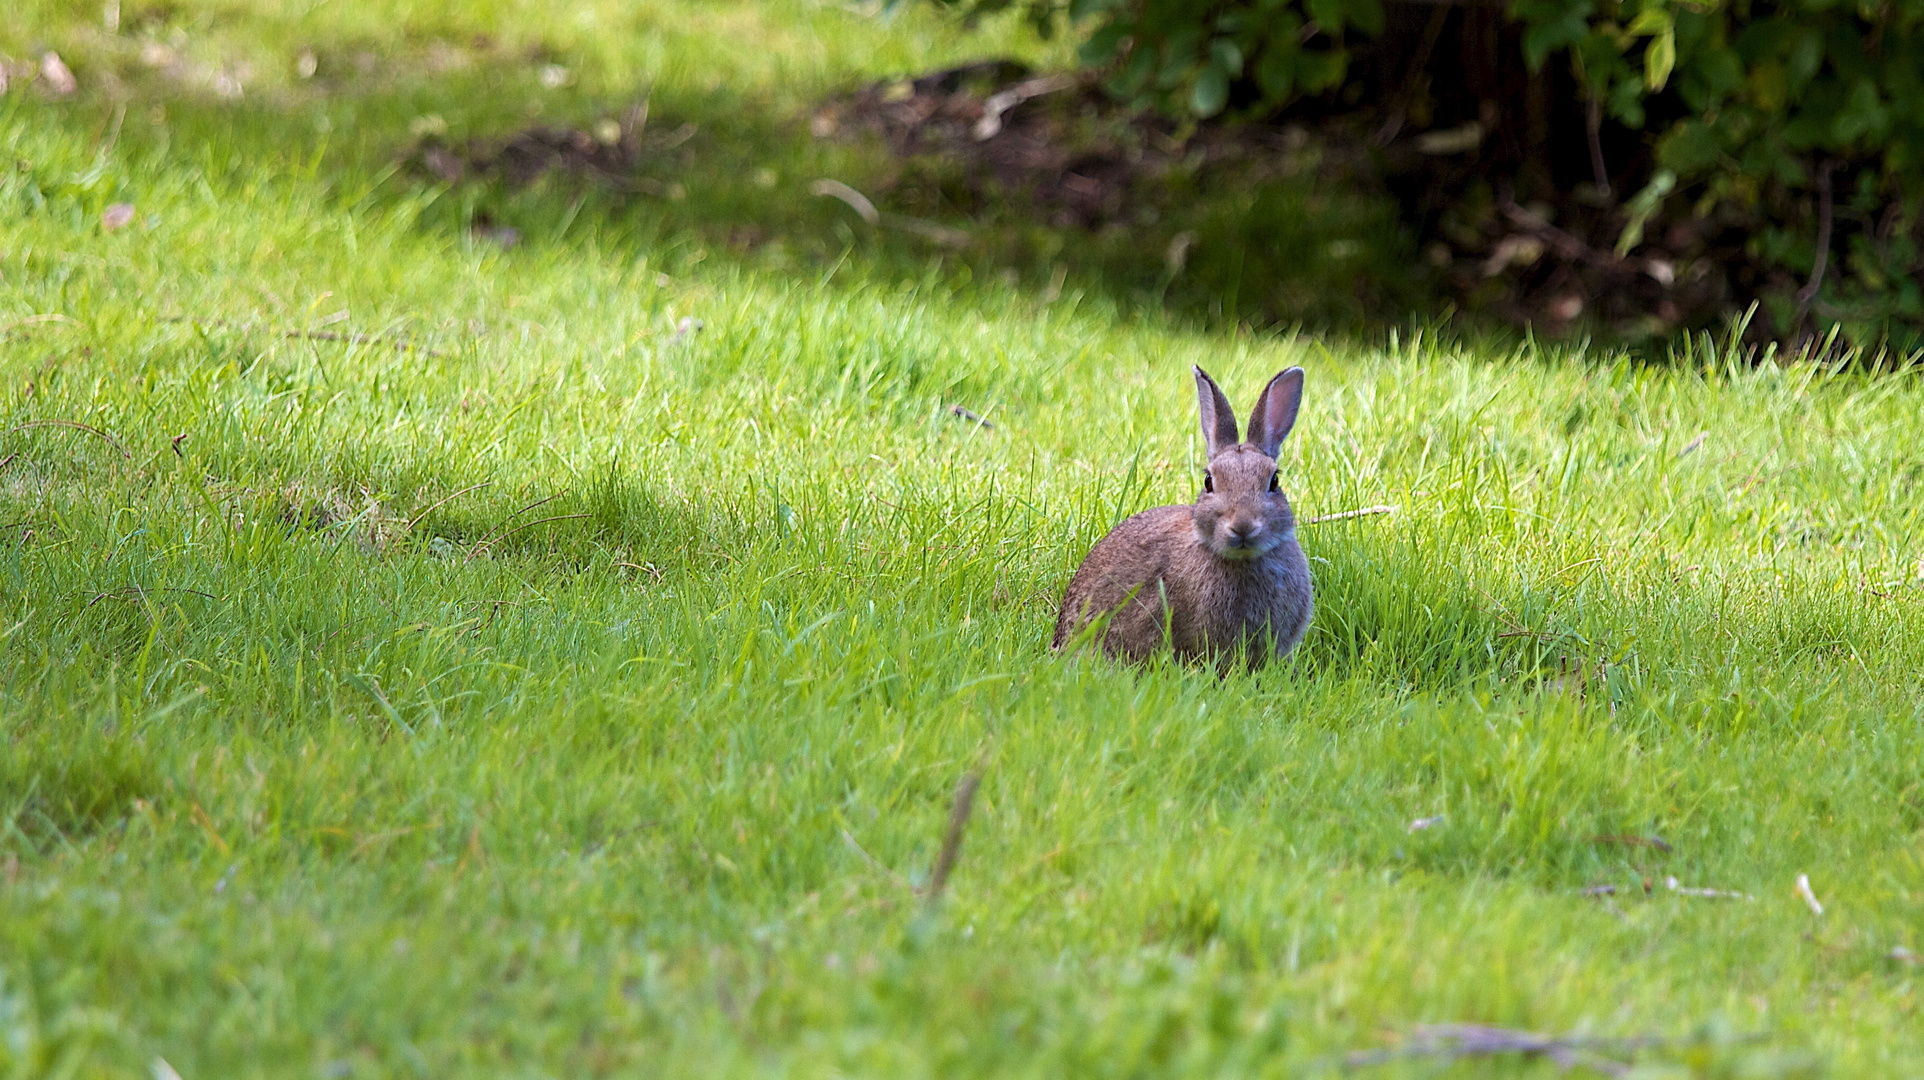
1209,533,1272,560
1202,521,1292,560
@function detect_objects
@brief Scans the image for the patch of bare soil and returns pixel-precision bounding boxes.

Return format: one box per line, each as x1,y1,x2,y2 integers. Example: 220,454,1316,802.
812,60,1386,255
405,59,1760,337
813,61,1741,337
410,104,695,200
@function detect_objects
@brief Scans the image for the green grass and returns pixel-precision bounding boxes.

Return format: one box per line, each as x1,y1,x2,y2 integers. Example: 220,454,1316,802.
4,2,1924,1077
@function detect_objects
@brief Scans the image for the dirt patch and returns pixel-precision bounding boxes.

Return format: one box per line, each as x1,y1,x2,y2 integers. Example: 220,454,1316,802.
403,59,1773,338
813,61,1740,338
412,105,692,200
811,61,1384,244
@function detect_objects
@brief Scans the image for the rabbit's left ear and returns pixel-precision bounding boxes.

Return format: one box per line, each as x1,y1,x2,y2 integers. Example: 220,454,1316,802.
1245,367,1304,458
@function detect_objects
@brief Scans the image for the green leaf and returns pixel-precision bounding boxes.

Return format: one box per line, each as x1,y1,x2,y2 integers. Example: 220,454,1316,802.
1645,28,1676,90
1349,0,1387,37
1832,78,1889,142
1694,46,1745,96
1192,64,1230,116
1787,30,1823,87
1615,168,1676,255
1210,38,1245,77
1112,45,1158,97
1625,7,1671,36
1307,0,1346,33
1520,4,1594,70
1079,21,1132,65
1254,45,1297,100
1297,47,1349,90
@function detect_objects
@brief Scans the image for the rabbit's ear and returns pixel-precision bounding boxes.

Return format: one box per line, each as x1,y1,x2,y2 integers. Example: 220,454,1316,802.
1193,366,1240,456
1245,367,1304,458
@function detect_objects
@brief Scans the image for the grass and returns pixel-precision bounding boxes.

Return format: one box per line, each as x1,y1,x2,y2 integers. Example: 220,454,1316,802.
3,1,1924,1077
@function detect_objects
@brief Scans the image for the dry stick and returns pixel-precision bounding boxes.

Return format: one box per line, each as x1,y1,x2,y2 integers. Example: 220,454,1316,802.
948,404,995,430
163,317,447,357
1591,833,1673,853
5,419,131,460
841,828,911,888
463,493,565,563
1346,1024,1669,1074
1498,197,1627,269
973,75,1078,141
403,480,493,534
466,514,591,561
810,179,879,224
281,328,447,357
1302,504,1397,526
85,585,217,608
0,313,79,334
1585,96,1611,198
924,770,983,904
1793,160,1835,335
1372,4,1453,146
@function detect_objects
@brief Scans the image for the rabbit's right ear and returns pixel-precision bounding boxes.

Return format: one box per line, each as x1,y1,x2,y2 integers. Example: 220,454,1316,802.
1193,366,1239,457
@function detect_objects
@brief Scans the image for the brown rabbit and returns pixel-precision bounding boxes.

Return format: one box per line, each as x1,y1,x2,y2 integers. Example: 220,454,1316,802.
1053,366,1313,669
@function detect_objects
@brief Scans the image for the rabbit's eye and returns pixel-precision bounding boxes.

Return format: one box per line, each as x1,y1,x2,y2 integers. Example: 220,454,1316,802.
1202,471,1214,493
1267,472,1280,493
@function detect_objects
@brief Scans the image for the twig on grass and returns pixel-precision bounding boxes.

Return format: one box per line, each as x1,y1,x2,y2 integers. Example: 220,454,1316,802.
973,74,1077,140
811,179,879,224
463,493,565,562
1665,875,1753,901
1591,834,1673,853
5,419,131,460
0,313,79,336
1346,1024,1668,1076
810,179,972,247
1301,504,1397,526
1795,873,1825,916
841,828,910,888
403,481,493,535
163,316,447,357
285,328,445,356
948,404,995,430
464,514,590,561
883,213,972,248
923,770,982,905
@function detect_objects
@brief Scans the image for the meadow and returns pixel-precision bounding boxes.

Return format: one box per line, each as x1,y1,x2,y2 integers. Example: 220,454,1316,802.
3,1,1924,1076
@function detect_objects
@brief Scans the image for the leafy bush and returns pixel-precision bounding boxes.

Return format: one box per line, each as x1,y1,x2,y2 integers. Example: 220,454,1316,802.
921,0,1924,346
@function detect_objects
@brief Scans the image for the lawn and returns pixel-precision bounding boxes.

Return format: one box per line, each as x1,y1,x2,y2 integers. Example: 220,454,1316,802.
4,2,1924,1077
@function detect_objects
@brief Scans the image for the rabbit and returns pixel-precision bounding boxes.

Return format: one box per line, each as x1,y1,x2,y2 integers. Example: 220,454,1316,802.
1053,365,1313,669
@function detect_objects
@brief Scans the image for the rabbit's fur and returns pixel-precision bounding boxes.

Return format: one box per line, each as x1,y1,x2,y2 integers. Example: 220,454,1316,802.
1053,366,1313,669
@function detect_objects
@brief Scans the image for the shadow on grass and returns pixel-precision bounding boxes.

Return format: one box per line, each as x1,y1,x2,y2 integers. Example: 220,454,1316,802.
15,17,1438,340
0,723,164,850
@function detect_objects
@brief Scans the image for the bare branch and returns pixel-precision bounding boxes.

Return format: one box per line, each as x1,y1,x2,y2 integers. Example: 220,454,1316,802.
924,770,982,904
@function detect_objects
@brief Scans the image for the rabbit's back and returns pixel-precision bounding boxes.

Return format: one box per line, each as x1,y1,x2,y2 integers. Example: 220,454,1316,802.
1053,506,1189,661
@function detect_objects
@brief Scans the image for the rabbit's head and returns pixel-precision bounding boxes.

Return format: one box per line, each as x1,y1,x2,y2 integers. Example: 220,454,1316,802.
1190,366,1305,561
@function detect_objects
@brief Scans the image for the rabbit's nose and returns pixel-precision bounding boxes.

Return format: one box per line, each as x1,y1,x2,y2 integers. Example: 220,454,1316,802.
1229,522,1261,545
